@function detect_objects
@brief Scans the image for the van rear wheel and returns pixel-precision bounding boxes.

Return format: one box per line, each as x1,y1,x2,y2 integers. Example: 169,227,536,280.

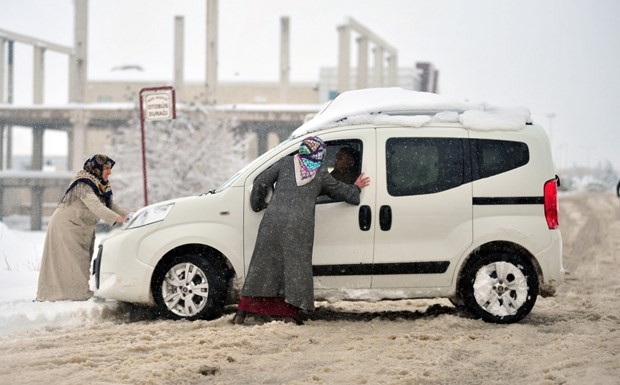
460,252,538,324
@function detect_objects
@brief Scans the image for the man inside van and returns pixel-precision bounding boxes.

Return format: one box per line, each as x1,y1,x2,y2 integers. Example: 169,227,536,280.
330,146,360,185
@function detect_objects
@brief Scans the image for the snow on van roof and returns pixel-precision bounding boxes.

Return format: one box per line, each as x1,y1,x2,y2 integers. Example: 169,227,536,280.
291,87,531,138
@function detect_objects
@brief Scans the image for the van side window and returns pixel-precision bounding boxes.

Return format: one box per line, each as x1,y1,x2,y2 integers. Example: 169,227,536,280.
472,139,529,180
386,138,465,196
317,139,363,203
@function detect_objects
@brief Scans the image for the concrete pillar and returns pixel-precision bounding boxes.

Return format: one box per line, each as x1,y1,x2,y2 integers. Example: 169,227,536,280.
0,125,3,170
30,120,45,231
33,46,45,104
416,62,438,93
174,16,184,99
432,69,439,93
31,185,44,230
67,127,74,171
32,126,44,171
33,46,46,172
5,40,14,169
70,110,88,171
279,16,290,103
0,38,5,170
0,38,5,104
0,124,3,170
337,25,351,93
205,0,218,104
69,0,88,103
373,46,384,87
69,0,88,172
387,53,398,86
356,36,368,89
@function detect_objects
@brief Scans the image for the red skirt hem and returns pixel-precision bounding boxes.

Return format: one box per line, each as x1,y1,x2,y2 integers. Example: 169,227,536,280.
238,296,300,318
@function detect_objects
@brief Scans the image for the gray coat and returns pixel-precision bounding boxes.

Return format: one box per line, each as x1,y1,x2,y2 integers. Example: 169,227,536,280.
241,156,362,311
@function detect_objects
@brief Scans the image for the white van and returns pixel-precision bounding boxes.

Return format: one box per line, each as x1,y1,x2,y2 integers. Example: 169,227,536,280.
93,88,564,324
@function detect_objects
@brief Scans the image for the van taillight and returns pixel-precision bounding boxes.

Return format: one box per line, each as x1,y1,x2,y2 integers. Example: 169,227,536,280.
544,179,559,229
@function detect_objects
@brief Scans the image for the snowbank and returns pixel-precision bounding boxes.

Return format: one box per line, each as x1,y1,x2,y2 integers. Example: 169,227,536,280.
0,221,43,272
0,221,118,336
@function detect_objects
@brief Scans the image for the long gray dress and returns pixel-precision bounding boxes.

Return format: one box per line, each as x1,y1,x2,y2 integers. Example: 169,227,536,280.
36,183,127,301
241,156,362,311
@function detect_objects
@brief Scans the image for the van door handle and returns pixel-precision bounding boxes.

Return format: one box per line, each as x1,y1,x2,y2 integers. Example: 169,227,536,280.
358,205,371,231
379,205,392,231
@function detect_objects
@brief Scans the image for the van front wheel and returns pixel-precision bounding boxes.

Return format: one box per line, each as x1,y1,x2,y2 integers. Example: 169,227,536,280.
152,254,227,320
460,253,538,324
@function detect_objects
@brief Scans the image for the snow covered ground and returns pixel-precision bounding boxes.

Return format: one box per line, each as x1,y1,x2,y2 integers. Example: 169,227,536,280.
1,192,619,385
0,220,119,336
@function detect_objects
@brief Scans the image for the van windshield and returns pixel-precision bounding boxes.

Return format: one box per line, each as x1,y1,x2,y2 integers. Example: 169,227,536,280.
214,137,294,193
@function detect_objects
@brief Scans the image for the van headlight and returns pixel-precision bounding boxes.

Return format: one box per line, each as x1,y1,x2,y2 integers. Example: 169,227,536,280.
127,203,174,229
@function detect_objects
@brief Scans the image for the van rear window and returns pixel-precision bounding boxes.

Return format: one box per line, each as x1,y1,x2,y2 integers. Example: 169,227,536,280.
472,139,529,180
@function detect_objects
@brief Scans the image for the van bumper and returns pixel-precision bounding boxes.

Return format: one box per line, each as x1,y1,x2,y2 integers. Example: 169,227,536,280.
93,231,156,305
539,230,565,297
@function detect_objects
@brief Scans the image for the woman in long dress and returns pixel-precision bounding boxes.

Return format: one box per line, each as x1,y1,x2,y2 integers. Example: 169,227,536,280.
233,137,370,325
36,154,128,301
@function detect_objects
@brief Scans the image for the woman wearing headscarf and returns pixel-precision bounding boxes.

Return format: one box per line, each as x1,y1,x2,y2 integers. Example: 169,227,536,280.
233,136,370,325
36,154,128,301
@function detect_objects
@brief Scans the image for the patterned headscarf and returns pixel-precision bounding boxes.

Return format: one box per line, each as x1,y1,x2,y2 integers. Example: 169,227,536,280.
294,136,326,186
62,154,116,207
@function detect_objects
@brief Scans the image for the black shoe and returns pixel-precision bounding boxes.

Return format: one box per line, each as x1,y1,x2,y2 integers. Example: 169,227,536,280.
282,316,304,325
231,311,246,325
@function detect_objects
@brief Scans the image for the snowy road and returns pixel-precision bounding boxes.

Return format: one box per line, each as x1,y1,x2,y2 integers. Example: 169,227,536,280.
0,192,619,385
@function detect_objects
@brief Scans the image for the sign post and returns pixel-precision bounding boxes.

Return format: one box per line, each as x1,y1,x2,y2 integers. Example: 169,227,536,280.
139,86,176,206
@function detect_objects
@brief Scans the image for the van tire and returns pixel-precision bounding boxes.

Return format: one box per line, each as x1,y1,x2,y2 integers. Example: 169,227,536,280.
152,253,228,320
460,252,538,324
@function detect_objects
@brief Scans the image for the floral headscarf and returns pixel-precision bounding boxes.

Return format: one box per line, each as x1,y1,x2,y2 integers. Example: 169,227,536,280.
294,136,326,186
62,154,116,207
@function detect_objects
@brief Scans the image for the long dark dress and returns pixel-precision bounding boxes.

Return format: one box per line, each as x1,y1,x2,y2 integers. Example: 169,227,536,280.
241,156,362,312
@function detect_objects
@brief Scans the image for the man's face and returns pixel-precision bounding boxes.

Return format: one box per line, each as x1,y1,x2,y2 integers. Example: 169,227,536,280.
334,151,354,170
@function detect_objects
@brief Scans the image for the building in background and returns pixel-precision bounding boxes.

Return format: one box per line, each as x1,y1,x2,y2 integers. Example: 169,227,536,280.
84,63,438,106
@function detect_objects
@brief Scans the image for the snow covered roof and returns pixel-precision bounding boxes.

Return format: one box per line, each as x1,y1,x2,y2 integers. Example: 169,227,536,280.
292,87,532,138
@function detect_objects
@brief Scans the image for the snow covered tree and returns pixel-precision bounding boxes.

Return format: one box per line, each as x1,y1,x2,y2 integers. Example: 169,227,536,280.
106,107,248,210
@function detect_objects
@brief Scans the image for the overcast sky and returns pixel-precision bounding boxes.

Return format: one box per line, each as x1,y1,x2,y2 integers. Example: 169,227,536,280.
1,0,619,171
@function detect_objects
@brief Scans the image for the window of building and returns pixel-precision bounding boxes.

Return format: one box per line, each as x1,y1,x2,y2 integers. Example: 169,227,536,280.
97,96,113,103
